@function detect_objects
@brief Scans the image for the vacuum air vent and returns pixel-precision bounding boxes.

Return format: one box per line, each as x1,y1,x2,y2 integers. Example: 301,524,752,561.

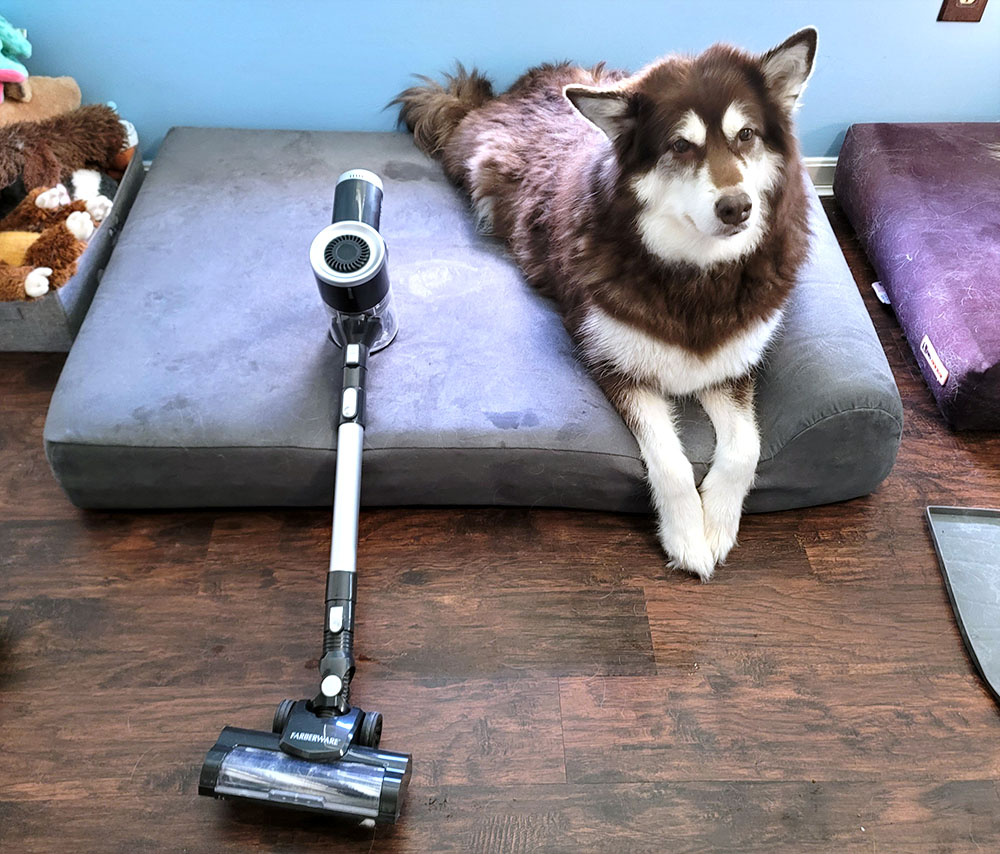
324,234,371,274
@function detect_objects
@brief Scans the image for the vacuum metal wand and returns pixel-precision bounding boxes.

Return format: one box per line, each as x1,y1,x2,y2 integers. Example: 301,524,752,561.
318,319,381,715
330,418,363,576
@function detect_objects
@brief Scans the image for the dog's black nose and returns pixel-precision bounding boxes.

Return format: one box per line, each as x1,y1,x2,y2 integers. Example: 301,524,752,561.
715,192,752,226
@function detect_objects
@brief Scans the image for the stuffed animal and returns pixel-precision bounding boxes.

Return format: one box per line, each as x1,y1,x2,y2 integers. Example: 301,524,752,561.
0,212,94,300
0,186,96,300
0,76,81,126
33,169,118,223
3,79,29,102
1,185,90,230
106,109,138,180
0,15,30,103
0,103,125,196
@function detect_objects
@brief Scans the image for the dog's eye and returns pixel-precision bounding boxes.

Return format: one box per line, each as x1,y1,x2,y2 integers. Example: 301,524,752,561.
671,138,691,154
737,127,755,142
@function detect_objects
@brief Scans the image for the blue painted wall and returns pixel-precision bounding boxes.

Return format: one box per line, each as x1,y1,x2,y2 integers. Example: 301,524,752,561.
4,0,999,157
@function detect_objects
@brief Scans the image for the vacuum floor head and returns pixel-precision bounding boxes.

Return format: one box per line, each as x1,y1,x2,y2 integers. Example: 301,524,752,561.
200,724,411,824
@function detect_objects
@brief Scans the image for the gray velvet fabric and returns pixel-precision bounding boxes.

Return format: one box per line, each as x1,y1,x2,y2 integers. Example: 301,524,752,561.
45,128,902,511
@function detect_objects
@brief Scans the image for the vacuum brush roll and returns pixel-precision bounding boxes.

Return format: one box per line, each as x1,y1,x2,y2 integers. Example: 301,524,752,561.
200,727,411,824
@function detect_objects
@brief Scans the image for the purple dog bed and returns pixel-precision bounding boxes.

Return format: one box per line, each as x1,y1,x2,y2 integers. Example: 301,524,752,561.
835,122,1000,430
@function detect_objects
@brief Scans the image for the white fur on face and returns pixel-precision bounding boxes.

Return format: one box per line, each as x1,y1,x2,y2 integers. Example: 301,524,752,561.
631,133,783,268
721,103,752,141
674,110,707,147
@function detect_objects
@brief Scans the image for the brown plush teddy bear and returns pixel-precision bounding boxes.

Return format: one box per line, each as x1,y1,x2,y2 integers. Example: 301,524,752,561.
0,103,125,196
0,186,95,300
0,76,81,126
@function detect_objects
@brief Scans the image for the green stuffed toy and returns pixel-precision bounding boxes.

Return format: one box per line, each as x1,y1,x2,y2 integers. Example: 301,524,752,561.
0,15,31,103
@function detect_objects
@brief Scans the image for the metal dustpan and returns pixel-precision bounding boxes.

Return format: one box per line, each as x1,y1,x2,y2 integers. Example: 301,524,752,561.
926,506,1000,705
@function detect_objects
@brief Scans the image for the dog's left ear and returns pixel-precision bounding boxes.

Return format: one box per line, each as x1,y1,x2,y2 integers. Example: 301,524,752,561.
760,27,817,111
564,85,634,142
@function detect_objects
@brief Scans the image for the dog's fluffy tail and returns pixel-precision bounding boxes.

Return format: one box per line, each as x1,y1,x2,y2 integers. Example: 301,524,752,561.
391,64,494,158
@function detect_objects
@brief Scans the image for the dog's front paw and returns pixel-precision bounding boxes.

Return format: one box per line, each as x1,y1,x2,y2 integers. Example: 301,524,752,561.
701,488,742,565
661,528,717,582
25,267,53,298
66,210,95,241
86,195,113,222
36,184,71,209
703,511,739,565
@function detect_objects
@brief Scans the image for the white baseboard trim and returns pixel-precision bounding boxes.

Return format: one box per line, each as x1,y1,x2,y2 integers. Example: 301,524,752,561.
805,156,837,198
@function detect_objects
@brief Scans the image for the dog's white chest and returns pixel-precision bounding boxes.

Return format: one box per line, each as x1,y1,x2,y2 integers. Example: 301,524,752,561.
581,307,783,395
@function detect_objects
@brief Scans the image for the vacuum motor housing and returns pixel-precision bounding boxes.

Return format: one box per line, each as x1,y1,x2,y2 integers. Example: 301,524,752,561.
310,170,398,351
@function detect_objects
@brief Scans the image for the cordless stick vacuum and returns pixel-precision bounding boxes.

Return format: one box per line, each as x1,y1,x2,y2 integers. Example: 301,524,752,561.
199,170,410,824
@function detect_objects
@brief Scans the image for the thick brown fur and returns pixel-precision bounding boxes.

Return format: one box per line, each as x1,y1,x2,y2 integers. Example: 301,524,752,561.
0,104,125,191
392,63,494,156
0,187,87,232
0,189,94,300
23,222,86,289
393,52,810,358
395,33,818,578
0,217,87,299
0,263,35,300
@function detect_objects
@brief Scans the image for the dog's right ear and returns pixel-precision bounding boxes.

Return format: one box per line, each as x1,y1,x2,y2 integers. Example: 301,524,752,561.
760,27,818,111
564,85,634,142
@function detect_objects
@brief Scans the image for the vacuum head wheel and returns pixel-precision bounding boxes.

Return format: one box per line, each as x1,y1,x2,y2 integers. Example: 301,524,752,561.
358,711,382,748
272,699,295,734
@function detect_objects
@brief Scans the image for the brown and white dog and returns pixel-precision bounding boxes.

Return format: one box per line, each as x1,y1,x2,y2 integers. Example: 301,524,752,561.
394,29,817,580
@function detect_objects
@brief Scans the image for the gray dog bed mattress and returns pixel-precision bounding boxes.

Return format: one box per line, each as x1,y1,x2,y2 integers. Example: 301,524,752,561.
44,128,902,512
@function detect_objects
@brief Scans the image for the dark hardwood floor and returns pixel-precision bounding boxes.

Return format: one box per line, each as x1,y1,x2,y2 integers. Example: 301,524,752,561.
2,199,999,852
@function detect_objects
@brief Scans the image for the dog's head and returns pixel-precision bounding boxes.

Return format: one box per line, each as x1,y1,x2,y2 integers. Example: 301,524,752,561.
565,28,817,268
